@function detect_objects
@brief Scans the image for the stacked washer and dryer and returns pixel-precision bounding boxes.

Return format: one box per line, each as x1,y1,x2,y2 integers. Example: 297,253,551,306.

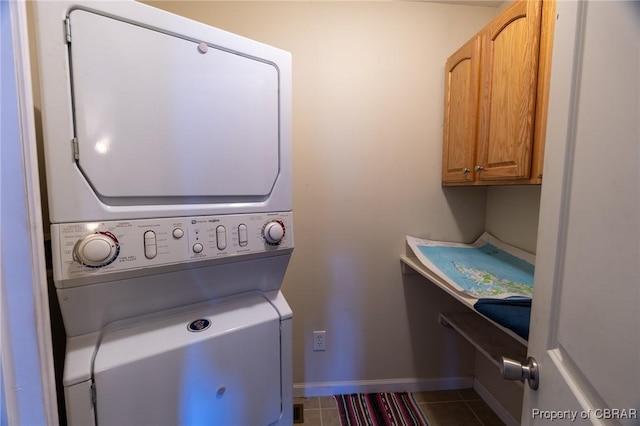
34,1,293,425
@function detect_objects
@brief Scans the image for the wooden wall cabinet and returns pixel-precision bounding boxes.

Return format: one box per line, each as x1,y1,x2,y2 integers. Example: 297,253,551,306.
442,37,481,184
442,0,555,186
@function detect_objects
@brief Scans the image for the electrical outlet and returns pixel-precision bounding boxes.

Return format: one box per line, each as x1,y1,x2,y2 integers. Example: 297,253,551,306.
313,331,326,351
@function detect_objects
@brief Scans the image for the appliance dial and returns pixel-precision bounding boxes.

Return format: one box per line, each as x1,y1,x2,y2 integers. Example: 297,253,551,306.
73,231,120,268
263,220,285,245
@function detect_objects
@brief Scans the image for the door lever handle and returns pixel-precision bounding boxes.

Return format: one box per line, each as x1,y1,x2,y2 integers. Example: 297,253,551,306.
501,356,539,390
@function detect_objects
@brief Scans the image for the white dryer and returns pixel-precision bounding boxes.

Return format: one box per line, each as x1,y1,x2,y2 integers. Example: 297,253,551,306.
33,1,293,425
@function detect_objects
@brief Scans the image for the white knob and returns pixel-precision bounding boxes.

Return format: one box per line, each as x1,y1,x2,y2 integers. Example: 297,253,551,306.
73,232,119,268
263,221,285,245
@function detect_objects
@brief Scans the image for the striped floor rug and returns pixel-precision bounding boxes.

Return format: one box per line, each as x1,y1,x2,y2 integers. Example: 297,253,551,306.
334,392,429,426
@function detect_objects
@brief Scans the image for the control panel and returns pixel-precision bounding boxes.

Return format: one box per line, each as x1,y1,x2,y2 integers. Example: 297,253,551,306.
51,212,293,282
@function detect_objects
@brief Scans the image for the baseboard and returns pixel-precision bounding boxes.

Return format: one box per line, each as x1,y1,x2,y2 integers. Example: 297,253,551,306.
473,379,520,426
293,376,474,397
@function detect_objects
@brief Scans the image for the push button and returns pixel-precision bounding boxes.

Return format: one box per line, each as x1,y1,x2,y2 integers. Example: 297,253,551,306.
144,230,157,259
192,243,204,254
238,224,248,247
216,226,227,250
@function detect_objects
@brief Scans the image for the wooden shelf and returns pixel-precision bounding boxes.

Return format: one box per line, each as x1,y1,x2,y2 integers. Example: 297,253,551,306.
439,312,527,371
400,254,476,310
400,254,528,361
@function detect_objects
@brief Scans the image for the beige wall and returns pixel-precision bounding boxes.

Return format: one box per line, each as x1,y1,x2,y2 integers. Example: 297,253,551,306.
141,0,499,390
486,186,541,254
474,351,524,422
29,0,541,401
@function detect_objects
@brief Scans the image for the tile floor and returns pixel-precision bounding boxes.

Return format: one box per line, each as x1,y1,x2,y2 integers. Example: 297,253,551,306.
293,389,505,426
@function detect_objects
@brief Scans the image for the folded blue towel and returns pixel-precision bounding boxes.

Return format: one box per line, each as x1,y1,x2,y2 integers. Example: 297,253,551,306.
474,297,532,340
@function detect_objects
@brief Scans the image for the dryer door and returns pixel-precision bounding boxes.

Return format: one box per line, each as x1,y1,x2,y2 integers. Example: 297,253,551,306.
69,9,279,202
93,295,282,426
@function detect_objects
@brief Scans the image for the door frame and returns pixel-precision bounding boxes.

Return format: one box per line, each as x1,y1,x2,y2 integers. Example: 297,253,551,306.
1,1,58,424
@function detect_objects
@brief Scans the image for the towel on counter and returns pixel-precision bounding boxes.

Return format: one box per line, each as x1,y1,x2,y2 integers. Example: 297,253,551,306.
474,297,532,341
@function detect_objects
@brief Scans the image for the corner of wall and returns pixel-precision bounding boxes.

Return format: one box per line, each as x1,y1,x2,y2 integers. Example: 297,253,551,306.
473,352,523,425
484,186,541,253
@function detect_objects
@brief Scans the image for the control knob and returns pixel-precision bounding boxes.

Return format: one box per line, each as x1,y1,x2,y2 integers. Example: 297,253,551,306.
263,220,285,245
73,231,120,268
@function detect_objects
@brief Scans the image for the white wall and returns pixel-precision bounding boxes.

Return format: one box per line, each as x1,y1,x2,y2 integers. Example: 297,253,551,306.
485,186,541,254
143,1,497,391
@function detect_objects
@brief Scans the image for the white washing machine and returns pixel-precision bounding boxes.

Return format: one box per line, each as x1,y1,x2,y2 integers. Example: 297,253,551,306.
34,1,293,425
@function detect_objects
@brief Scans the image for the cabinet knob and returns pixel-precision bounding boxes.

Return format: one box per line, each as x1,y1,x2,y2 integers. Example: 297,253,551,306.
462,168,470,174
475,165,484,172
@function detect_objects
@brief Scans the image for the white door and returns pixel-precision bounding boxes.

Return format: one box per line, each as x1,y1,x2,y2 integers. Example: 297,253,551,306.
522,1,639,424
93,295,282,426
1,0,57,424
69,9,280,200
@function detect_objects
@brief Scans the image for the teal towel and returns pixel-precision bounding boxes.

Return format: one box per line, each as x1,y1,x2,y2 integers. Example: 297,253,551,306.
474,297,531,340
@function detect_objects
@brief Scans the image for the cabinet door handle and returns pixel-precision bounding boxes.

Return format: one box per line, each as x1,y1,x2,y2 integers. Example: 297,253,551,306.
462,168,470,174
474,165,484,172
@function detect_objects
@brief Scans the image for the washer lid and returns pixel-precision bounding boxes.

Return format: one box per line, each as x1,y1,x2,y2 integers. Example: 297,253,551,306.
69,9,280,203
93,295,282,425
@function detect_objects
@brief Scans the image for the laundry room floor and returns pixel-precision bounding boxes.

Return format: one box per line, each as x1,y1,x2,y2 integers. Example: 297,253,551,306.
293,389,505,426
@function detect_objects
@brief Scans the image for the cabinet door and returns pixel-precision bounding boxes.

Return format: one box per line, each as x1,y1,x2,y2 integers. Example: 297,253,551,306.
442,36,480,184
477,0,542,181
